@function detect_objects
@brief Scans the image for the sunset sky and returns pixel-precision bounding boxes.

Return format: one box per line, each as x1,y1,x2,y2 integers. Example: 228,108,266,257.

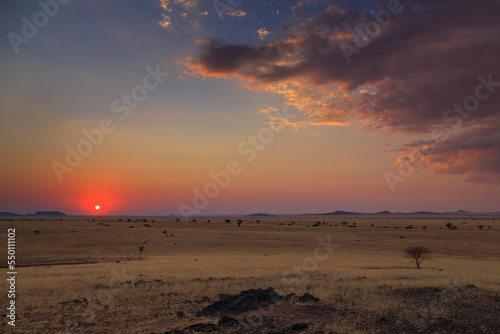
1,0,499,216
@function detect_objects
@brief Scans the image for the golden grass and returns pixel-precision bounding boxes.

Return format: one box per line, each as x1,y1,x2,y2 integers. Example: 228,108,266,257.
0,215,499,332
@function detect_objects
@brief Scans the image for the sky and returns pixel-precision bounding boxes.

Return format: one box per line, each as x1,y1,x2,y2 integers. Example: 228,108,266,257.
0,0,499,216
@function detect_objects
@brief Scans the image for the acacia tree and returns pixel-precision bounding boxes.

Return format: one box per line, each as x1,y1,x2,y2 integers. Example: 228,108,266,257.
404,246,431,269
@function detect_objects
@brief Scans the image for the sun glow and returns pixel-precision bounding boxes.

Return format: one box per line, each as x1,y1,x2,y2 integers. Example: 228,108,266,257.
94,205,100,210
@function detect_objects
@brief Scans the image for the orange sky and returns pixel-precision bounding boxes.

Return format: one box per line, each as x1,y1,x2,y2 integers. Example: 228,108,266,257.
1,0,499,215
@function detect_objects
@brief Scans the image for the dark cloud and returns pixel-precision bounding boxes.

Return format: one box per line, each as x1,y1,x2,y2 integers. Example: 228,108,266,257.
187,0,500,183
195,39,281,75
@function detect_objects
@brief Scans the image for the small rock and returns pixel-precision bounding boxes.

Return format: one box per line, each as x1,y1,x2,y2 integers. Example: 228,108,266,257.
198,287,285,316
290,323,309,331
184,323,217,332
298,293,319,303
218,316,239,326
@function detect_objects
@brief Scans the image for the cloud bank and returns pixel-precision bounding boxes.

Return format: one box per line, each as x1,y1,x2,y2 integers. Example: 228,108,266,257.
187,0,500,184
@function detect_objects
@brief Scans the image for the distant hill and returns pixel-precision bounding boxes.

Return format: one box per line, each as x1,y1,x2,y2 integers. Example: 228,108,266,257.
1,210,67,217
305,209,500,217
31,211,67,216
247,213,275,217
0,211,22,217
408,211,439,215
319,210,360,216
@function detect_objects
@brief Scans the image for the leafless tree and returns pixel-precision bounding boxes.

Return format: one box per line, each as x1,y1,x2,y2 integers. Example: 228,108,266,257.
404,246,431,269
138,245,145,260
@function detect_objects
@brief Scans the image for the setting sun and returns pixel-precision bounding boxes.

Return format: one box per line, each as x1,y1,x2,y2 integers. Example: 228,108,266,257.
94,205,100,210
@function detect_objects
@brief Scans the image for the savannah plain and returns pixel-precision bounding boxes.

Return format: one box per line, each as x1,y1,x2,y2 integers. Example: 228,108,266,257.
1,215,499,333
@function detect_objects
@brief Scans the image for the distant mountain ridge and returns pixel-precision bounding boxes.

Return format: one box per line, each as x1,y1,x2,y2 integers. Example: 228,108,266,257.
305,209,499,217
0,212,23,217
0,211,66,217
0,209,498,217
319,210,359,216
31,211,67,216
247,213,275,217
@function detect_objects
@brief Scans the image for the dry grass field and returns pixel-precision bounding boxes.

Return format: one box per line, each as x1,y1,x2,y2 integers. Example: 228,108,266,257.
1,215,499,333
